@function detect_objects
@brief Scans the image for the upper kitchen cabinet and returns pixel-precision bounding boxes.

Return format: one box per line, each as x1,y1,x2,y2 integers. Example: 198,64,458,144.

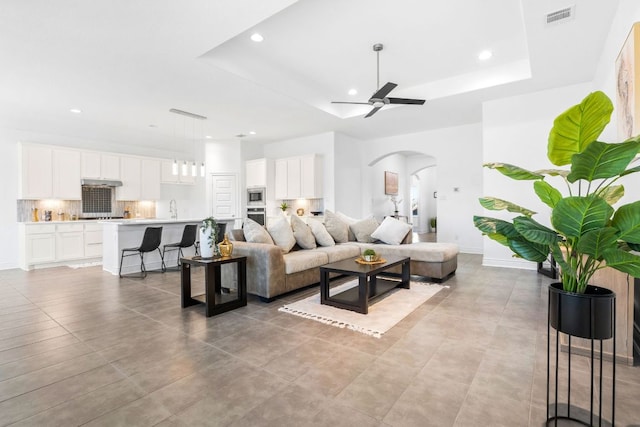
246,158,268,187
19,144,82,200
140,158,161,200
116,156,141,200
160,160,195,184
19,143,53,199
52,149,81,200
81,151,120,180
274,154,323,199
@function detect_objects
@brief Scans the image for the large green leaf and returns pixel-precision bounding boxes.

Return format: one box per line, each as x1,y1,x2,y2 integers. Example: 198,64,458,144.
567,140,640,183
484,163,543,180
576,228,619,259
508,239,549,262
534,180,562,208
473,216,521,239
611,201,640,243
598,185,624,205
513,216,559,245
486,233,509,246
536,169,570,178
547,91,613,166
479,197,536,217
602,249,640,277
551,196,613,238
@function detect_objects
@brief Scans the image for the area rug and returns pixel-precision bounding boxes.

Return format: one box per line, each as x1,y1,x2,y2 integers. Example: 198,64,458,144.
278,280,445,338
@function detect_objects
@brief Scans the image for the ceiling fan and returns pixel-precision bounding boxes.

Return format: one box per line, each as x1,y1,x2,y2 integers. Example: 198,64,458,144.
332,43,425,118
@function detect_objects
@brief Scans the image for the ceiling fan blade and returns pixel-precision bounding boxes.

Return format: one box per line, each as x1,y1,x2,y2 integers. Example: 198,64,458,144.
331,101,372,105
364,106,383,118
387,97,426,105
370,82,397,100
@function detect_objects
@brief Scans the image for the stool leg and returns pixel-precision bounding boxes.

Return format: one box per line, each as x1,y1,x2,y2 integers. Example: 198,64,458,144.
119,250,125,278
140,252,147,278
158,248,166,272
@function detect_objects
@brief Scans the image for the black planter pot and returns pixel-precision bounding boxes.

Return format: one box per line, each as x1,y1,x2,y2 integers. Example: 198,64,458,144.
548,282,615,340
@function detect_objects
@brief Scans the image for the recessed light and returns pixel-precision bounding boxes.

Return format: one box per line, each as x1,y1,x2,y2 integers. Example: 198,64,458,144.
348,89,358,96
478,50,492,61
250,33,264,42
249,131,256,135
70,108,82,114
205,135,212,139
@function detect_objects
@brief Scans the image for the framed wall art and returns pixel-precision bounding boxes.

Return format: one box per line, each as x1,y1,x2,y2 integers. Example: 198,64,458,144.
616,22,640,140
384,171,398,195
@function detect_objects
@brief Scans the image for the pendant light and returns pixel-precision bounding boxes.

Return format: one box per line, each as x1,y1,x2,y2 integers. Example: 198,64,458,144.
172,159,178,176
169,108,207,179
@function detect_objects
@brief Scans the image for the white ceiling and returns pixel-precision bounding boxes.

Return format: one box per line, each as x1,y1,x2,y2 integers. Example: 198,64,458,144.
0,0,620,153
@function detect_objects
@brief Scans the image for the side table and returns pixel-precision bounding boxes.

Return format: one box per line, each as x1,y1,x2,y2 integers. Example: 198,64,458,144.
180,255,247,317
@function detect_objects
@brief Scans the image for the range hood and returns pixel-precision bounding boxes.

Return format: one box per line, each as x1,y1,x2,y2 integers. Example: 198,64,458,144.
81,178,123,187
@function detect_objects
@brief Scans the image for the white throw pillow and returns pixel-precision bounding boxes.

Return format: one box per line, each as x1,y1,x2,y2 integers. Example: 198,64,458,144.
267,217,296,253
371,216,412,245
349,217,380,243
324,210,349,243
243,218,274,245
290,215,317,249
307,218,335,247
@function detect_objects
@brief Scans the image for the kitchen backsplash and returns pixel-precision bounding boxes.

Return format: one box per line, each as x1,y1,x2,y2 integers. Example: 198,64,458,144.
17,200,156,222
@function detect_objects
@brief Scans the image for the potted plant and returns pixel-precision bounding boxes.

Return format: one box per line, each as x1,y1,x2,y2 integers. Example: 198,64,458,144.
199,217,219,259
430,217,437,233
362,248,378,262
473,91,640,339
475,91,640,424
280,202,289,213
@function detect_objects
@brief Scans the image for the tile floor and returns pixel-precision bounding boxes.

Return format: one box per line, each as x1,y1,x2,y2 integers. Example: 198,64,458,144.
0,254,639,426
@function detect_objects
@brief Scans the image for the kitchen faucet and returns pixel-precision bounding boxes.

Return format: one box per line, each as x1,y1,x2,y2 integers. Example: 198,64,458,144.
169,199,177,219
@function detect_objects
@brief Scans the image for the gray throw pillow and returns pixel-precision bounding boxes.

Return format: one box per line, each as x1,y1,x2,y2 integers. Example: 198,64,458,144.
336,211,358,241
243,218,274,245
267,217,296,253
324,210,349,243
350,217,380,243
307,218,335,247
290,215,317,249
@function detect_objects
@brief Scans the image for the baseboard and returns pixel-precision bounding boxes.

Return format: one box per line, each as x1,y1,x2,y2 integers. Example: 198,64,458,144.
482,257,536,270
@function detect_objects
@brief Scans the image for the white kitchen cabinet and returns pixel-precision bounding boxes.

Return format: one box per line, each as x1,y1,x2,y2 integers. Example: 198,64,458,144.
20,224,56,268
84,223,103,258
117,156,141,200
274,159,288,199
19,144,53,199
56,223,84,260
53,149,81,200
301,154,323,198
81,152,121,180
160,160,195,184
140,158,161,200
246,158,267,187
274,154,323,199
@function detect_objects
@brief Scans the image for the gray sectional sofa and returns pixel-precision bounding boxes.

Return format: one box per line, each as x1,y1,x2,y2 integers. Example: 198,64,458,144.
227,228,459,301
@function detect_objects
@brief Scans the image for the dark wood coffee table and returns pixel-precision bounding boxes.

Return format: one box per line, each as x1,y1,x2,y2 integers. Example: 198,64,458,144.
320,255,410,314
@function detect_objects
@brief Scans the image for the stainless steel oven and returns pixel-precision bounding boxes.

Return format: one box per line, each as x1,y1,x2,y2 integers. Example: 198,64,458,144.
247,187,266,206
246,207,266,226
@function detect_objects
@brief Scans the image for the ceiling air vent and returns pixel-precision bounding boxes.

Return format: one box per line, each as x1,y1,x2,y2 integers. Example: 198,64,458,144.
546,6,574,25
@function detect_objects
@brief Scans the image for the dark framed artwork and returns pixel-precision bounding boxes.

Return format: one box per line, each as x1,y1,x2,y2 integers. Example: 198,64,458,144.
616,22,640,140
384,171,398,195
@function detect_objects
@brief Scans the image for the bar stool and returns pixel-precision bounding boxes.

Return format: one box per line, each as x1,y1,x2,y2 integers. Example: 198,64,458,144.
195,222,226,256
119,226,165,278
162,224,198,269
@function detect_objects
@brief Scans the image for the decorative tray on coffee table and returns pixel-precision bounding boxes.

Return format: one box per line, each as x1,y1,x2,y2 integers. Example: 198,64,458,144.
355,257,387,265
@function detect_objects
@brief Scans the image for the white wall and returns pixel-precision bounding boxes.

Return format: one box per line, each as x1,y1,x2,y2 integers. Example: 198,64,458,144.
334,133,364,217
365,154,408,220
414,166,437,233
363,123,483,254
481,83,593,269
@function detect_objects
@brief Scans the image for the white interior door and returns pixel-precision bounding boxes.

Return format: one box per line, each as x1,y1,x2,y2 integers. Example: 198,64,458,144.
211,173,238,220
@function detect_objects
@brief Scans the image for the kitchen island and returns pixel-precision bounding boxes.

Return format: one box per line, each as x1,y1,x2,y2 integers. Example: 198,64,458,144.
101,218,203,275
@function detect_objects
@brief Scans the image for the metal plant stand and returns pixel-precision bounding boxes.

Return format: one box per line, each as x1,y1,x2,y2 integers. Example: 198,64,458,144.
547,287,616,426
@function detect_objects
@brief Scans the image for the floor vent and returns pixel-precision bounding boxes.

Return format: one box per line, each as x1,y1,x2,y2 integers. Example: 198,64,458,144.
546,6,574,25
